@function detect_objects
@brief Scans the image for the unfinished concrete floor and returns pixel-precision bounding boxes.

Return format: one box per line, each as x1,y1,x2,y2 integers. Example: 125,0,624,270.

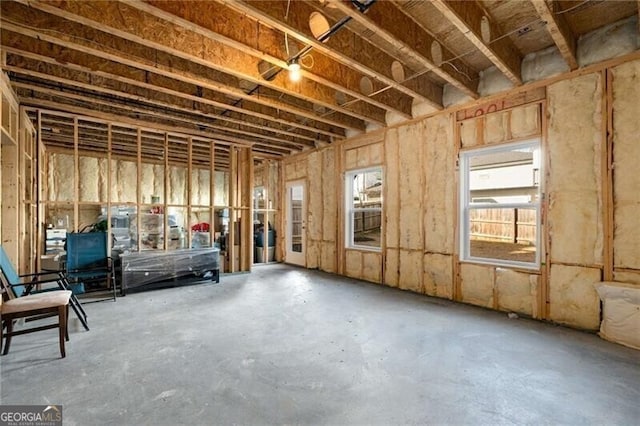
1,264,639,425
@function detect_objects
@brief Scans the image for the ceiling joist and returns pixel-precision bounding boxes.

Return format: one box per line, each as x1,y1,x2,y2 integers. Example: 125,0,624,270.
530,0,578,70
431,0,523,85
329,0,479,98
129,0,414,119
11,0,385,126
220,0,443,109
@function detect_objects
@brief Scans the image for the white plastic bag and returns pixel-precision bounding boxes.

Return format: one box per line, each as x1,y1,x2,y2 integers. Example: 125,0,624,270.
594,282,640,350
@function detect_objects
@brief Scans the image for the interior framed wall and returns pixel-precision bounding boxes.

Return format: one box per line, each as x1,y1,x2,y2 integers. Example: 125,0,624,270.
28,108,257,274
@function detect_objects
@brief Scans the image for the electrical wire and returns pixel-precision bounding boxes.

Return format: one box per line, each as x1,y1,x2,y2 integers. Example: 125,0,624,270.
555,0,602,15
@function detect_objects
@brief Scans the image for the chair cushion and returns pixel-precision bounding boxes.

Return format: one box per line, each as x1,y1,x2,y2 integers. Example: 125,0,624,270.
1,290,71,314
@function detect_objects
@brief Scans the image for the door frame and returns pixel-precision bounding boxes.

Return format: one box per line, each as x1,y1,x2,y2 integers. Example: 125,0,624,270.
285,180,306,266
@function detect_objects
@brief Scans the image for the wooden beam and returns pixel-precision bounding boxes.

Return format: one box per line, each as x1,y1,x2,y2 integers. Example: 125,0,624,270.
220,0,443,109
11,80,304,152
431,0,522,85
4,48,323,146
10,0,384,126
18,97,302,156
530,0,578,70
132,0,414,119
0,17,350,137
330,0,478,98
17,88,295,155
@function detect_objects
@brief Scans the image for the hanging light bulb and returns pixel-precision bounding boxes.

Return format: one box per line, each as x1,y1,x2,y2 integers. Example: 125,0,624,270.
288,59,301,82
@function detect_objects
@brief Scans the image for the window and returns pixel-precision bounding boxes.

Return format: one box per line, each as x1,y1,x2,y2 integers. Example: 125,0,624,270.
459,140,541,268
345,168,383,250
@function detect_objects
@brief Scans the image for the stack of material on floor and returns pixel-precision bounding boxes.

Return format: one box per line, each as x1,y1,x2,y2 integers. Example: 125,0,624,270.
595,282,640,350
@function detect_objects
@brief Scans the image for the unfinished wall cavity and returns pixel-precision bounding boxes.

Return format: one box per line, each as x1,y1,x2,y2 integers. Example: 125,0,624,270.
459,98,542,148
423,113,455,256
549,264,601,329
213,171,229,206
547,73,603,266
191,168,210,206
110,159,137,203
168,165,187,205
47,153,74,201
611,59,640,272
78,156,101,202
140,163,164,204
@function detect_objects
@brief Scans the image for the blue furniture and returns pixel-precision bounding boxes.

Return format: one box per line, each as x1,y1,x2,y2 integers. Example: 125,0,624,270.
0,245,88,331
65,232,116,303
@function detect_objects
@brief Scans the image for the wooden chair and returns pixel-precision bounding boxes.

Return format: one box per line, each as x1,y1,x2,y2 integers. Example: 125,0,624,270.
1,275,71,358
0,246,88,331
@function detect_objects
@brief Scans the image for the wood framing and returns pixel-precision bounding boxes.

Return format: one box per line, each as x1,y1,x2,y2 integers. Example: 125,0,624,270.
431,0,523,85
331,0,478,98
530,0,578,70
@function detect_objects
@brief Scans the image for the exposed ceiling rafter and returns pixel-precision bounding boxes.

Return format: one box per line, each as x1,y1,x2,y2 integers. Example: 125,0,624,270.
431,0,523,85
530,0,578,70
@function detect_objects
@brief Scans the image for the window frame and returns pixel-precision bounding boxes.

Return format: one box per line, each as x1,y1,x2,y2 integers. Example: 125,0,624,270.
459,139,542,270
344,166,383,252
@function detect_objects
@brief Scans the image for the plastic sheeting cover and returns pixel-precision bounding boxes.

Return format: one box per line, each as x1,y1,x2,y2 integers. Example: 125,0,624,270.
595,282,640,350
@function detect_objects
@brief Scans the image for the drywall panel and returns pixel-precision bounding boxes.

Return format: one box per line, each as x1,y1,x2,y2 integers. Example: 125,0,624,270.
47,153,74,201
385,128,400,249
496,268,538,316
424,113,455,254
423,253,453,299
345,249,362,279
612,60,640,270
398,122,424,251
549,264,601,330
321,148,336,242
459,118,479,148
510,104,541,139
362,252,382,283
484,111,510,144
398,250,422,293
320,242,336,273
460,263,494,308
547,73,603,266
78,156,99,202
384,248,399,287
